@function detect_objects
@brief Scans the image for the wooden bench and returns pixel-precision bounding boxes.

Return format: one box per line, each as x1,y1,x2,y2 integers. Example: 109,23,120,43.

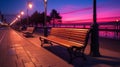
17,26,22,31
39,28,90,63
22,27,35,37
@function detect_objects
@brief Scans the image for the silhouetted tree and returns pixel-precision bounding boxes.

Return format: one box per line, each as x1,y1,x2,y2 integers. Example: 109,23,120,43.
1,14,4,22
50,9,62,27
30,11,40,26
39,12,45,26
22,18,27,26
0,11,3,22
30,11,51,27
40,12,51,26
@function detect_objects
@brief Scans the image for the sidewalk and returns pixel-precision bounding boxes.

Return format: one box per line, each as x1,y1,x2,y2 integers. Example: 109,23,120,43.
0,28,72,67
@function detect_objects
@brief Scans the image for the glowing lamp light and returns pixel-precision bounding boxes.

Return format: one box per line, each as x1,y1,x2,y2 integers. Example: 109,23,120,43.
28,2,33,9
44,0,47,2
21,11,24,15
15,18,18,20
18,15,21,18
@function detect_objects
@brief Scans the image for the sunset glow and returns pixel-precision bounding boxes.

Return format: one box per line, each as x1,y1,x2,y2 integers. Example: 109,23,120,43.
0,0,120,23
59,4,120,23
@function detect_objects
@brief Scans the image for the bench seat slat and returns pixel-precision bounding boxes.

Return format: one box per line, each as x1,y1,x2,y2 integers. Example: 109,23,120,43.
40,35,84,48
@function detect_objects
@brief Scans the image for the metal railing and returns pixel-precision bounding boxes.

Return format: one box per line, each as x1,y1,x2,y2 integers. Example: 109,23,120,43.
48,22,120,40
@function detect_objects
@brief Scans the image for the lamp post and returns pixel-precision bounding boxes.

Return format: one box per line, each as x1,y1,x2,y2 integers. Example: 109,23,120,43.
43,0,48,37
90,0,101,57
20,11,24,26
17,14,21,24
27,1,33,26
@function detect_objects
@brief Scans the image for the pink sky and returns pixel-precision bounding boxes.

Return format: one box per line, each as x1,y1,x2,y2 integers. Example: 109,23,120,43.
58,5,120,23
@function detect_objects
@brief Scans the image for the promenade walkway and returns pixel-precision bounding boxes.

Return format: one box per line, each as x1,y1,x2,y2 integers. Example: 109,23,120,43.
0,27,120,67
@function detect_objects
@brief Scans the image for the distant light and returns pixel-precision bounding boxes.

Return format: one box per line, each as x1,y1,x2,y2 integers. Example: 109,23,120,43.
116,19,119,22
16,18,18,20
28,2,33,9
10,18,18,26
18,15,21,18
21,11,24,15
44,0,47,3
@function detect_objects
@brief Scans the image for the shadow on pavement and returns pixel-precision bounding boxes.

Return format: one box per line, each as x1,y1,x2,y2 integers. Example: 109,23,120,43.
42,45,120,67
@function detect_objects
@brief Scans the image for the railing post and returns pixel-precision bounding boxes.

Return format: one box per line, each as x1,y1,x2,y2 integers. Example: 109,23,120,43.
116,21,119,39
118,21,120,39
83,24,85,28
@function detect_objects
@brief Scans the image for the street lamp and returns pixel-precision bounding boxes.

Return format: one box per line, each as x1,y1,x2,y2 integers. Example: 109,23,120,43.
90,0,101,57
17,14,21,27
43,0,48,37
21,11,24,15
28,2,33,9
17,15,21,18
20,11,24,26
27,1,33,26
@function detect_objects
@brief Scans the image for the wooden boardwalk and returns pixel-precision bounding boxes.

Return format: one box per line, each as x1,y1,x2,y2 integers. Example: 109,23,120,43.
0,27,72,67
0,27,120,67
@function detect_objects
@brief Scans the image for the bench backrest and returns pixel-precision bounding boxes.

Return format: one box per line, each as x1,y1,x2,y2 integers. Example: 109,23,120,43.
50,28,90,48
26,27,35,33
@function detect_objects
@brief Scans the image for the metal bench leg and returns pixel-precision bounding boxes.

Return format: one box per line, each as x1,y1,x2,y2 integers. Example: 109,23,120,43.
39,37,44,47
67,48,73,63
74,48,87,60
39,37,52,47
81,51,87,60
68,47,87,63
49,42,53,46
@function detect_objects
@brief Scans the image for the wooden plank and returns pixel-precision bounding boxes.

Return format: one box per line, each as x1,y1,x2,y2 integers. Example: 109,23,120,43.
24,62,35,67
